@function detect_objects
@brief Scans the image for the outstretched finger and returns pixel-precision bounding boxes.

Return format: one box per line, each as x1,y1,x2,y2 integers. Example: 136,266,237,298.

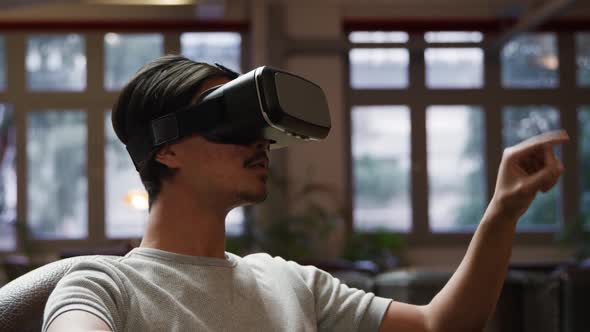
511,130,569,159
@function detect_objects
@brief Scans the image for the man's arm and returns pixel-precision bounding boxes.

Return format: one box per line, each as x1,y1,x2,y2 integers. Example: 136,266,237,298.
379,130,569,332
42,259,124,332
46,310,112,332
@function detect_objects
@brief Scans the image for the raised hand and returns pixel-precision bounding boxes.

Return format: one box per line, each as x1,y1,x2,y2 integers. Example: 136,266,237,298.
490,130,569,221
388,131,571,332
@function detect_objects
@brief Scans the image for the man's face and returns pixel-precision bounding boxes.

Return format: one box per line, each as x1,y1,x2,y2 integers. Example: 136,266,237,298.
155,76,271,208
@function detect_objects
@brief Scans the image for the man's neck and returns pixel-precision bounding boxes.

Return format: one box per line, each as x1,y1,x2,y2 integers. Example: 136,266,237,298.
139,186,228,259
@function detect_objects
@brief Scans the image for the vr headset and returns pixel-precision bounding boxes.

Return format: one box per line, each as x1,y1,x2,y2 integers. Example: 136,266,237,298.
125,64,332,171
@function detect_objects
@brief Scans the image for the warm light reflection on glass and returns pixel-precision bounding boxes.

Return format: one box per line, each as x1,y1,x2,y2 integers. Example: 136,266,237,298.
539,55,559,70
124,190,149,211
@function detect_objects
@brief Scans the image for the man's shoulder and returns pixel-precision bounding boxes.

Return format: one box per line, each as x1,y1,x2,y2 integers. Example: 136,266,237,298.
239,252,288,265
239,252,317,277
65,255,127,274
58,255,131,289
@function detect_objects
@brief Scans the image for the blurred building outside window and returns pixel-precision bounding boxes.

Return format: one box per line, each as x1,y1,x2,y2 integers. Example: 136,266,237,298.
352,105,412,232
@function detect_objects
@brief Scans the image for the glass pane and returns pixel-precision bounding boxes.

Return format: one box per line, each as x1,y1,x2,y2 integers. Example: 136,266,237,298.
105,112,147,238
0,104,16,251
503,106,561,229
425,31,483,43
425,48,483,88
349,48,409,89
352,106,411,231
576,33,590,87
579,107,590,222
181,32,241,72
0,36,5,91
501,33,559,88
27,34,86,91
226,207,245,236
28,111,87,239
104,33,163,91
427,106,486,231
349,31,409,43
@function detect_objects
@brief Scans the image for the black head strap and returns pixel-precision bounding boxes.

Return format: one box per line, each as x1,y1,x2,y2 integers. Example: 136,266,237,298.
125,97,224,171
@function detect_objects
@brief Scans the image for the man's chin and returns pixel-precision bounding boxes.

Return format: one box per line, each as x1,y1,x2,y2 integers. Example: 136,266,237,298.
236,190,268,205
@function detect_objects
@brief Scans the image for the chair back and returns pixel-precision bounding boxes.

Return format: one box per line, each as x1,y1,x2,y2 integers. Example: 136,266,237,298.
0,255,120,332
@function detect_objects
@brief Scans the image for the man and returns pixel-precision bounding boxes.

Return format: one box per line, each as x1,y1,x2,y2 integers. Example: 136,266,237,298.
43,55,569,332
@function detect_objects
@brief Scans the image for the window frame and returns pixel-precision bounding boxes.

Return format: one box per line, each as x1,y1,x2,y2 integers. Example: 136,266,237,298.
0,21,250,255
345,27,587,246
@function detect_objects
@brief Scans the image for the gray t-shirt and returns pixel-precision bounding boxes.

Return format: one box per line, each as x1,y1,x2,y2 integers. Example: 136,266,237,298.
42,248,392,332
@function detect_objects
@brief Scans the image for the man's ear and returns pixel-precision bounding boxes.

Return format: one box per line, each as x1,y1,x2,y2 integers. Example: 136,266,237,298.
154,144,182,169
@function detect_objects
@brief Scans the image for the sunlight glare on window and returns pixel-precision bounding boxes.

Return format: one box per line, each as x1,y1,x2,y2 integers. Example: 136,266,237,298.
349,31,409,43
501,33,559,88
181,32,241,72
427,106,486,232
105,111,148,238
349,48,409,89
425,48,483,88
425,31,483,43
27,111,87,239
104,33,163,90
226,207,245,236
0,104,16,250
352,106,412,232
27,34,86,91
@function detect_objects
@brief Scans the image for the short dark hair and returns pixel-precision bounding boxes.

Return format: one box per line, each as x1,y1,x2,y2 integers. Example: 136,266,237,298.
111,55,231,209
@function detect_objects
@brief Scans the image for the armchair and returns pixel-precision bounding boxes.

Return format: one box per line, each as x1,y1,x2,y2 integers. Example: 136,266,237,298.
0,255,120,332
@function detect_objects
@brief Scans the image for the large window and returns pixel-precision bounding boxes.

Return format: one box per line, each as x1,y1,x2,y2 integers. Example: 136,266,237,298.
0,36,6,91
0,103,16,250
104,111,148,239
502,106,561,229
180,32,242,72
579,106,590,221
26,34,86,91
104,33,164,91
352,106,411,231
427,106,486,232
349,48,409,89
576,33,590,87
27,111,87,239
424,31,483,43
348,29,586,240
425,48,483,89
501,33,559,89
0,26,247,253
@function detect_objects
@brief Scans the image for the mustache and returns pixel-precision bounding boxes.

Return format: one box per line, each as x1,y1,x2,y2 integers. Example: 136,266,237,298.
244,151,269,167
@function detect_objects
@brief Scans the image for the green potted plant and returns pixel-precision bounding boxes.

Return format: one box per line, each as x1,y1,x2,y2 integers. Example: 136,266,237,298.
556,212,590,266
252,166,346,262
341,229,406,272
